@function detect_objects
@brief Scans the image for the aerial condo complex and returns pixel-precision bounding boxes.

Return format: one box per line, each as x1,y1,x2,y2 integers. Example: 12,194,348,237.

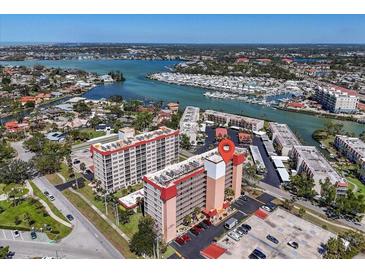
0,10,365,274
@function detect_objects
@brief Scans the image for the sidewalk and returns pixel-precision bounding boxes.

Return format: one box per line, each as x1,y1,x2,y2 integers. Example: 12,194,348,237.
68,188,130,242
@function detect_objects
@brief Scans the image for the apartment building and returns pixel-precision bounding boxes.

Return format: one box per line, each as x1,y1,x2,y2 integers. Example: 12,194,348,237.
91,127,179,192
143,148,246,242
179,106,200,145
291,146,345,194
314,87,358,114
204,109,264,131
334,135,365,164
269,122,301,156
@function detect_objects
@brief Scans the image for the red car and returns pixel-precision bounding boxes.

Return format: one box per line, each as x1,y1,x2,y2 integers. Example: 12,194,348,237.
203,219,212,226
194,225,204,233
175,237,186,245
181,234,191,242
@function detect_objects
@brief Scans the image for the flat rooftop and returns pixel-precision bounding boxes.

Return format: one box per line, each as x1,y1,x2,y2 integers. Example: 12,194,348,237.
269,122,301,147
145,147,244,188
336,135,365,158
92,126,177,152
294,146,342,183
205,109,263,125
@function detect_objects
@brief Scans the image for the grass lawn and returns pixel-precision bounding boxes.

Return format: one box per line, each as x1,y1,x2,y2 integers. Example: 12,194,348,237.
59,162,72,181
29,181,69,223
346,176,365,196
45,173,63,185
0,183,29,197
80,128,106,139
0,198,71,240
161,246,177,259
63,189,137,258
118,209,142,238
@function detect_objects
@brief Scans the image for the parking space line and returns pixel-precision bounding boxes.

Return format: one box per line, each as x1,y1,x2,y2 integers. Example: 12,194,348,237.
11,231,15,240
19,231,24,241
2,229,6,239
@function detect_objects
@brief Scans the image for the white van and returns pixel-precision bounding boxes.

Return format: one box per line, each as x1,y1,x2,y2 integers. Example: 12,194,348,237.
224,218,238,230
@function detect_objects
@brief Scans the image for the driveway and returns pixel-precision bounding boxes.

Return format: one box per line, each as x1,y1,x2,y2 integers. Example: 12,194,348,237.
10,140,34,162
171,210,246,259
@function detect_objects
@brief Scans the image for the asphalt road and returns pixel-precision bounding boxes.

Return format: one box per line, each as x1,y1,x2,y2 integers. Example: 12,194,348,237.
10,140,35,162
31,176,123,259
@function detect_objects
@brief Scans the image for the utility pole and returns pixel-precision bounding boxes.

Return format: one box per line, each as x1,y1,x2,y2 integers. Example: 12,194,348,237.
104,191,108,215
115,203,119,226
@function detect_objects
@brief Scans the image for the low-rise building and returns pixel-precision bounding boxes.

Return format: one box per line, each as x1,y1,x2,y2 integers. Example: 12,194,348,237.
334,135,365,164
179,106,200,145
269,122,301,156
91,127,179,192
204,110,264,131
292,146,345,194
143,148,245,242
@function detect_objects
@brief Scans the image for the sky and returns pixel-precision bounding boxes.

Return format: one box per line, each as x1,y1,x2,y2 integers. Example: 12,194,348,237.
0,14,364,44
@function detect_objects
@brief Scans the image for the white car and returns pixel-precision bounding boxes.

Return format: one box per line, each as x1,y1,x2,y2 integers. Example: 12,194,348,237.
228,231,241,241
261,205,272,212
49,196,55,201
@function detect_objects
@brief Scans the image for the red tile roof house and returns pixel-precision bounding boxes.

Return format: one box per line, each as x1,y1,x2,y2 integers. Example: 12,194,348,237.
286,102,305,109
235,57,249,63
19,96,36,106
4,121,29,132
215,127,228,140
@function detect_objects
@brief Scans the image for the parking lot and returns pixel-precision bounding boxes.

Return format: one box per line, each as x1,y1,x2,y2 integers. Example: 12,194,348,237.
218,208,335,259
171,210,247,259
71,148,94,173
0,229,50,243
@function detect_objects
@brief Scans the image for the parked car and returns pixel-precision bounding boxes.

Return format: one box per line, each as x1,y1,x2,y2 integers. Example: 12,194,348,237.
66,214,74,221
43,191,49,196
73,159,80,164
181,234,191,243
13,230,20,238
199,221,208,229
31,231,37,240
239,195,248,201
241,224,252,231
224,218,238,230
189,227,200,236
252,248,266,259
261,205,273,212
288,241,299,249
203,219,212,226
266,234,279,244
175,237,186,245
49,196,55,201
248,253,259,259
235,227,248,236
194,225,204,233
227,231,241,241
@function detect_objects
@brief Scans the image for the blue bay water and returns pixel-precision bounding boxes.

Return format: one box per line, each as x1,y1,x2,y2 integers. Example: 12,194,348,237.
1,59,364,146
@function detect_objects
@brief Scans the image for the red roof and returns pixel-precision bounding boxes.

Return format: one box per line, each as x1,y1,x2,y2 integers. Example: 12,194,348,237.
200,244,226,259
255,208,269,219
331,85,358,96
202,208,218,218
287,102,305,108
223,201,230,209
238,132,251,142
236,57,249,63
19,96,36,103
215,128,228,138
5,121,19,129
256,58,272,62
358,102,365,111
336,181,348,188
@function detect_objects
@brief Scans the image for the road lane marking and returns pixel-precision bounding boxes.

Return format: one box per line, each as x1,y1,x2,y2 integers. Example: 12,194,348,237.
2,229,6,239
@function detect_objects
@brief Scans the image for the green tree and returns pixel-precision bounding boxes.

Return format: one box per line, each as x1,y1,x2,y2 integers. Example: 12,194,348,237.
324,231,365,259
224,187,235,200
24,132,48,153
0,140,15,164
320,178,337,207
180,134,191,150
290,174,317,199
73,101,91,114
0,159,36,184
298,207,306,217
0,246,10,259
129,216,158,257
133,112,153,131
108,95,124,103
